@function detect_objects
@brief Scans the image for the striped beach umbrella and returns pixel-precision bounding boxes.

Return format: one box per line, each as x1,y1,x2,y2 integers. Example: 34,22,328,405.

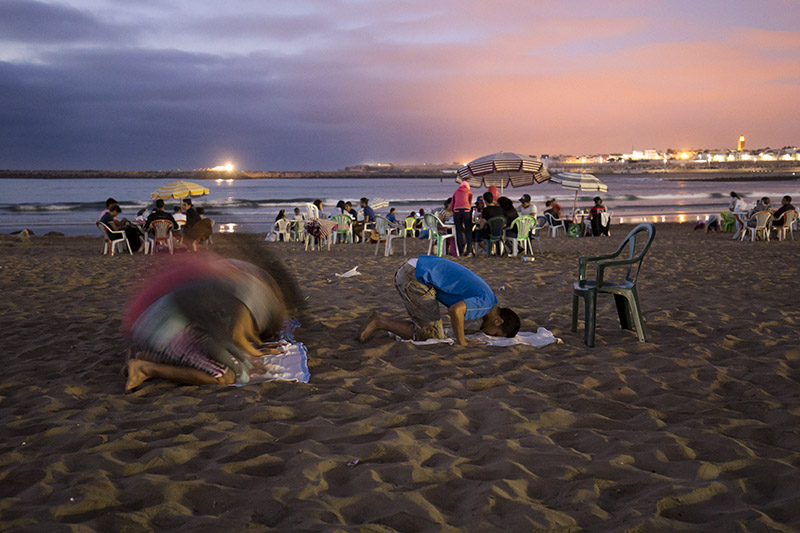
550,172,608,221
151,180,210,200
550,172,608,193
456,152,550,194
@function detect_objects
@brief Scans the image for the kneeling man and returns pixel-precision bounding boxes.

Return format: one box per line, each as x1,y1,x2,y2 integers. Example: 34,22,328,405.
359,255,520,346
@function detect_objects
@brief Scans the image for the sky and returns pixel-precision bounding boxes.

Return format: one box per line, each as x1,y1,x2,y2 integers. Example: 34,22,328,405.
1,0,799,171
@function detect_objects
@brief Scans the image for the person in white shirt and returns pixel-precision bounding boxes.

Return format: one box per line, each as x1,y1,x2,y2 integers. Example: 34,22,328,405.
518,194,537,217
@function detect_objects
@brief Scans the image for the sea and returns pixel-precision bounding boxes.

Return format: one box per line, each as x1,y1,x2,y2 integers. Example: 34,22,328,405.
1,173,799,236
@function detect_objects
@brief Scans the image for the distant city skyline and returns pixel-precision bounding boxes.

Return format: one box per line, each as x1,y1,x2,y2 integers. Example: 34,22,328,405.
1,1,798,171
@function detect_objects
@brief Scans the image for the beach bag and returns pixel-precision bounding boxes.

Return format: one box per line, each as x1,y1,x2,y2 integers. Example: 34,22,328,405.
568,223,580,238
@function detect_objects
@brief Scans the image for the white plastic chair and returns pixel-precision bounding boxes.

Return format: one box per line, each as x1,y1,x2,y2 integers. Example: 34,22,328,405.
423,214,458,257
545,213,567,237
305,203,320,220
96,221,132,256
741,211,772,241
273,219,291,242
374,215,406,256
147,219,174,255
776,210,797,241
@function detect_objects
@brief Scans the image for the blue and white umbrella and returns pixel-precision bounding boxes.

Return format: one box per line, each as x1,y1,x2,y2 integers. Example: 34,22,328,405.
550,172,608,193
550,172,609,220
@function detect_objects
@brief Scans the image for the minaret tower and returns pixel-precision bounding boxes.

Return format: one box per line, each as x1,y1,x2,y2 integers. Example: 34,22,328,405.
738,135,746,151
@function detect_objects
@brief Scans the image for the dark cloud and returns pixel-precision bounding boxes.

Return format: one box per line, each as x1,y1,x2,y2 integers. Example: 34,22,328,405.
0,0,133,44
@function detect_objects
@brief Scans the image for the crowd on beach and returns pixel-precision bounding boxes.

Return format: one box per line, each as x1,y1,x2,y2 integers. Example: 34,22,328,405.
268,182,612,255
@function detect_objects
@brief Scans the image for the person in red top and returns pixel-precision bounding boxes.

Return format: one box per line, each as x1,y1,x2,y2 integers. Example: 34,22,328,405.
451,181,474,255
588,196,609,236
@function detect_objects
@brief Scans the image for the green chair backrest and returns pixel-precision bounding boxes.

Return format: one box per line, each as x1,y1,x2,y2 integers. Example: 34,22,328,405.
484,216,506,239
510,215,535,238
331,214,353,231
579,223,656,285
423,214,443,236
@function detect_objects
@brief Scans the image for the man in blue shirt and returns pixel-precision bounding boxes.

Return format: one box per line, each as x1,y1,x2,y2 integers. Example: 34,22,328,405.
358,255,520,345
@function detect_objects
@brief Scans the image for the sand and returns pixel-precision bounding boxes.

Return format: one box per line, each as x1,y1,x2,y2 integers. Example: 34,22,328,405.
1,225,799,531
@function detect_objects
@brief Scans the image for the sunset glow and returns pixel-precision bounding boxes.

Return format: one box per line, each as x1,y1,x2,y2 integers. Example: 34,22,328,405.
0,1,797,170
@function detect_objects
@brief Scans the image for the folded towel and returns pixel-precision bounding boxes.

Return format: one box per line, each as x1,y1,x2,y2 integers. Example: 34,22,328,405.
391,327,561,347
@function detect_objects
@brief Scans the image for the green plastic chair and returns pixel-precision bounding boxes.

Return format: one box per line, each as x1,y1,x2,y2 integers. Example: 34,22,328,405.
571,223,656,347
331,214,355,244
403,216,418,237
506,215,537,256
480,216,506,256
423,214,457,257
719,211,735,232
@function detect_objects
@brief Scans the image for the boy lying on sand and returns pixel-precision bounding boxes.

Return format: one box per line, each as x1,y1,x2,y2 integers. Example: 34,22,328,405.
122,255,291,392
358,255,520,346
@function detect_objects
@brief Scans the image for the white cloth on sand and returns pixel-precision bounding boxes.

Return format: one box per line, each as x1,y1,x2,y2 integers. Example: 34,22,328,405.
239,318,310,384
391,327,561,347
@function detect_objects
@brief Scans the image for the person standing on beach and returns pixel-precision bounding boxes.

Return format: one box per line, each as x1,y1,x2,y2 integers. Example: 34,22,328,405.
451,181,474,256
358,255,520,346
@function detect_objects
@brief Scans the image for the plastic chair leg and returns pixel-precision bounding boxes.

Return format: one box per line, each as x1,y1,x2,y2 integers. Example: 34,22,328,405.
627,288,647,342
583,291,597,347
614,294,633,330
571,293,580,332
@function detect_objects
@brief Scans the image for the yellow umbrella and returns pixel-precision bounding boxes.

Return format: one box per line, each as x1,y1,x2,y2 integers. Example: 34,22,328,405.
151,180,210,200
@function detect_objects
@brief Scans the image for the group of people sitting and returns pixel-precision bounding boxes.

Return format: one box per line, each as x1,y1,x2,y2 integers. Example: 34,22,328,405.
99,196,213,252
698,191,796,239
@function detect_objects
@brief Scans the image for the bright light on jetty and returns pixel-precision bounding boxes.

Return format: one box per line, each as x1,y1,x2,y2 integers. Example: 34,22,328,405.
211,162,234,172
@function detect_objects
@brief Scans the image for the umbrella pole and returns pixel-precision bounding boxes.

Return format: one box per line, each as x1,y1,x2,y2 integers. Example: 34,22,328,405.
572,190,578,222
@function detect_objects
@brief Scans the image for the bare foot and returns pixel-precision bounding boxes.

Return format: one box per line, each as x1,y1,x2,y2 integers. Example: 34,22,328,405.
124,359,149,393
358,312,381,343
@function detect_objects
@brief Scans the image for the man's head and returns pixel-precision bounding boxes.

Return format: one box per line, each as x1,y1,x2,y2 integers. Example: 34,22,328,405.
782,195,792,205
761,197,770,206
476,197,485,209
105,197,118,208
390,207,396,214
482,191,494,204
519,194,531,206
183,198,193,208
155,199,165,210
593,196,603,206
480,307,521,338
360,197,369,207
173,206,181,213
294,207,301,214
109,204,122,215
545,200,552,207
345,201,353,211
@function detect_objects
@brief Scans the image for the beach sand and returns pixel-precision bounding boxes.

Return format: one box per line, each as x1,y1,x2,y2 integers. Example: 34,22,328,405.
1,225,799,531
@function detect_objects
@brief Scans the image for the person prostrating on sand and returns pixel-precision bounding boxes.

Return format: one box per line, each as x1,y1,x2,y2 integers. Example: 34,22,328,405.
358,255,520,346
122,253,294,392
